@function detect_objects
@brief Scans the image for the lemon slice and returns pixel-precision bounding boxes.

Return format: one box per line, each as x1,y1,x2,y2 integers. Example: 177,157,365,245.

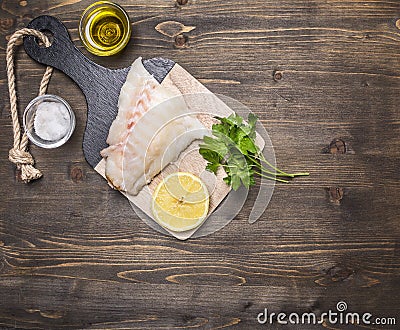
152,172,210,232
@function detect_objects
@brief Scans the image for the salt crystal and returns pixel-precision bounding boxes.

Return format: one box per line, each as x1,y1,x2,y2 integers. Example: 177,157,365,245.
34,101,71,141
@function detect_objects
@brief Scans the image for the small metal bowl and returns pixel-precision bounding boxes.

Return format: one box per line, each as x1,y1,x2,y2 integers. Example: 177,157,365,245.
23,94,76,149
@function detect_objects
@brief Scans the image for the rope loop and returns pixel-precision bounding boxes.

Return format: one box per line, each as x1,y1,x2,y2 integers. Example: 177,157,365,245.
6,28,53,182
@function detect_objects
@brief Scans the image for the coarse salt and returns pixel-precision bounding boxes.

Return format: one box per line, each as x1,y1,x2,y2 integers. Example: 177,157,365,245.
34,101,71,141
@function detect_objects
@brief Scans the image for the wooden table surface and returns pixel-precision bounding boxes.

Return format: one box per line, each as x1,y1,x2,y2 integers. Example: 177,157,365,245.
1,0,399,329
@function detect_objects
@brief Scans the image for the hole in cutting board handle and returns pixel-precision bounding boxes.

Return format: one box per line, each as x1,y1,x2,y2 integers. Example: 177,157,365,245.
24,15,78,68
35,29,54,47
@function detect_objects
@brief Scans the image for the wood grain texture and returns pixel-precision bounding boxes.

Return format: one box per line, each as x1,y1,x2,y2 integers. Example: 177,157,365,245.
0,0,399,329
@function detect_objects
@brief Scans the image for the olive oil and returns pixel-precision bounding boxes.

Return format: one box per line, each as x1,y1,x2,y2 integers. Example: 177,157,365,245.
79,1,131,56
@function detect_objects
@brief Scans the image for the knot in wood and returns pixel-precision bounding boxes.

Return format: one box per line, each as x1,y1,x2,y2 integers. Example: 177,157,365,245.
273,70,283,81
329,138,346,154
326,265,354,282
0,18,15,32
70,166,84,183
328,187,343,205
174,34,188,48
176,0,188,5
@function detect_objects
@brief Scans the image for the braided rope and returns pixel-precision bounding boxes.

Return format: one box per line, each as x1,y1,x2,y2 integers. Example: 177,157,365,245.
6,28,53,182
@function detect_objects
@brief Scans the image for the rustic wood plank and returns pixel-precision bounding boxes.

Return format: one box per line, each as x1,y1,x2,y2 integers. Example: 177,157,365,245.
0,0,399,328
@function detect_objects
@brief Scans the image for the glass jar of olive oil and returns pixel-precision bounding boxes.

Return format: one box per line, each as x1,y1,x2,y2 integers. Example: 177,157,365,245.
79,1,131,56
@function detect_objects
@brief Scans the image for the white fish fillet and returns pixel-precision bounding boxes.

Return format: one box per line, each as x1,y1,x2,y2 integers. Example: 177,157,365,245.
101,57,205,195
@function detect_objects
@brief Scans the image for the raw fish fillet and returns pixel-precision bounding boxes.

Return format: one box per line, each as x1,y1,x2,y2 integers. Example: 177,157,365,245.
101,57,205,195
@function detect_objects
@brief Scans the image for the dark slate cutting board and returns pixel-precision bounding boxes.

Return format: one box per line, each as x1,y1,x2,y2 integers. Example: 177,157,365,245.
23,15,175,168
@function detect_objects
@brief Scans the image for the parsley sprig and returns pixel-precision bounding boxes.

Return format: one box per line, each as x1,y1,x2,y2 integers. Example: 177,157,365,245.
199,113,309,190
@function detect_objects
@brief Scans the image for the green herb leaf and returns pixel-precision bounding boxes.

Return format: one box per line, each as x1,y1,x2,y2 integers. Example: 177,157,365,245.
199,112,309,190
199,136,228,157
199,148,221,174
239,136,257,155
